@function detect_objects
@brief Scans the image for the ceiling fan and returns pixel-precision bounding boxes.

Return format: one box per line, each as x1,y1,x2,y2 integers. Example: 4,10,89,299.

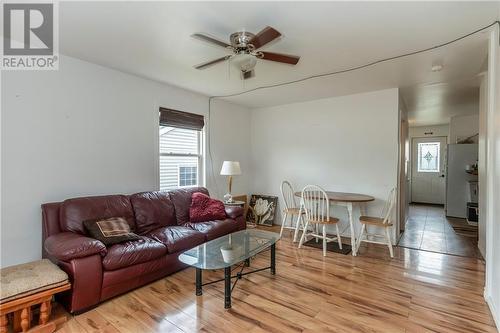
192,26,300,80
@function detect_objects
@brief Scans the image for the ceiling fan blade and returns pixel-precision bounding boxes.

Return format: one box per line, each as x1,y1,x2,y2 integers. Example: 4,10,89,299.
242,69,255,80
248,26,281,49
191,33,231,49
194,55,231,70
260,52,300,65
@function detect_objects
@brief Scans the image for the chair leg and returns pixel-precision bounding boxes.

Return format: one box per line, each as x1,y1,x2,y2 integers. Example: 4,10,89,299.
335,224,342,249
315,224,319,243
322,225,327,257
385,227,394,258
293,210,303,242
356,224,366,254
280,212,288,238
298,221,309,248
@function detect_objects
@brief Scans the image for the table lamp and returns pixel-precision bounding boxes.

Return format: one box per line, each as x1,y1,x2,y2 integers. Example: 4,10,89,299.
220,161,241,203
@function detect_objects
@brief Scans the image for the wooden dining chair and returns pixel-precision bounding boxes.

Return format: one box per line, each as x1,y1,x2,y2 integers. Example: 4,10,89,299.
280,181,305,240
298,185,342,256
355,188,397,258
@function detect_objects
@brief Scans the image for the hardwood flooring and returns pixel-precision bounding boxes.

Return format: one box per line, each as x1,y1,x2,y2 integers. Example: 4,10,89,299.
56,226,495,333
398,204,481,258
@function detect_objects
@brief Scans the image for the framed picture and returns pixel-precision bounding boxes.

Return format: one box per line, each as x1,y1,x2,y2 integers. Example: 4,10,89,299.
247,194,278,226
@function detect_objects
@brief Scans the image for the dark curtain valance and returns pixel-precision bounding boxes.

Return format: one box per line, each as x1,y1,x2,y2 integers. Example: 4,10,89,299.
159,107,204,131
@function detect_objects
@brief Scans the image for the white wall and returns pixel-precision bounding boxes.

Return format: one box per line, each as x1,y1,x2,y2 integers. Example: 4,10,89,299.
449,114,479,144
478,73,488,258
484,25,500,329
0,55,251,267
398,93,410,228
249,88,400,240
207,99,252,198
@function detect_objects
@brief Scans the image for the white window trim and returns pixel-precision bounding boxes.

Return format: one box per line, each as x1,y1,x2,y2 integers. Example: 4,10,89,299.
198,129,205,187
159,129,204,190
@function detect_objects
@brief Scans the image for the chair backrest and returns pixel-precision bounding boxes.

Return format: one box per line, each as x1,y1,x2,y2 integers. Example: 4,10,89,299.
281,180,297,210
301,185,329,223
381,187,397,225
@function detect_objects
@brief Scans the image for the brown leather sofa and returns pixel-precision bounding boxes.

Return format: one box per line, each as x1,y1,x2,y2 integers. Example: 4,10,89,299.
41,187,245,313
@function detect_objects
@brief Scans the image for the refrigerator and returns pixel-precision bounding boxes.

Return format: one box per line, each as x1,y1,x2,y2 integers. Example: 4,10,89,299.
446,144,478,218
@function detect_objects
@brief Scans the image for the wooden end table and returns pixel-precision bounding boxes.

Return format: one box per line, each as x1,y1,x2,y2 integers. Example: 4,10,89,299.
1,260,71,333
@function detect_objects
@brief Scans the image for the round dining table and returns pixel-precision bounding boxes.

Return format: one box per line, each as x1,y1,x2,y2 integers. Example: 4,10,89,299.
294,191,375,256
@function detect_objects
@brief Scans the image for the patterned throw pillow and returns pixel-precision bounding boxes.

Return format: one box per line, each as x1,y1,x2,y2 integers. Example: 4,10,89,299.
83,217,139,246
189,192,227,223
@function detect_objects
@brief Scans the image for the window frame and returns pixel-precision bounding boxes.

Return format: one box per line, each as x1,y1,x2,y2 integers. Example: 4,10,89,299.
177,164,198,188
417,141,440,173
159,128,204,190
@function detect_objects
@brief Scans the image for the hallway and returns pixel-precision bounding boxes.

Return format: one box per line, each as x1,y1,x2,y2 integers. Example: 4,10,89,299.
398,204,481,258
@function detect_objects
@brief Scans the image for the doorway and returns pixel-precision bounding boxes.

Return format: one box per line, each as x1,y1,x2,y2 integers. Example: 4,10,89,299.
402,134,480,257
410,136,447,204
398,203,480,257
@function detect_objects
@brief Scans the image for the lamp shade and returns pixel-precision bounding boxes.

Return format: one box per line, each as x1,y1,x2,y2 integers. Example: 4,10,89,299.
220,161,242,176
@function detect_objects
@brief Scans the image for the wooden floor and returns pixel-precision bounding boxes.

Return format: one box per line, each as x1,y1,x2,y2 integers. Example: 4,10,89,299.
56,227,495,333
398,204,481,258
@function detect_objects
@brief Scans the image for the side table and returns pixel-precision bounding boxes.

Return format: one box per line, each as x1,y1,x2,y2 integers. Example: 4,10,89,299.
0,259,71,333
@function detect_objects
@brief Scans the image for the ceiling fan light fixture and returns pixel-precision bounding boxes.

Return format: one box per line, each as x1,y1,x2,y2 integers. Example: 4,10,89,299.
232,53,257,72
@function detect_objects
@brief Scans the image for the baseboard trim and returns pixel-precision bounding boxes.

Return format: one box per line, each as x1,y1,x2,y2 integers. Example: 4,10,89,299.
485,292,500,331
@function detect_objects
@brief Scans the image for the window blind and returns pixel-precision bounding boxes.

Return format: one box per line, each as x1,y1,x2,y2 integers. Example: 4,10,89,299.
159,107,204,131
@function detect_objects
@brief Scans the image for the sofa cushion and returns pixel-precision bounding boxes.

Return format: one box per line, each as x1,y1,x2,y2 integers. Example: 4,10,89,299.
184,219,239,241
83,217,139,246
146,226,205,254
189,192,226,223
169,187,209,225
102,236,167,271
59,195,135,235
130,191,177,234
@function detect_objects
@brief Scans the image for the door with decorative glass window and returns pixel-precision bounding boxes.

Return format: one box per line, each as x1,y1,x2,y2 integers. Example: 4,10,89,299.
411,137,447,204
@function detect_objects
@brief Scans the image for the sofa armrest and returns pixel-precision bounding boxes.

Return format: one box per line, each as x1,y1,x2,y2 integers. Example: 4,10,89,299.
225,206,244,219
45,232,107,262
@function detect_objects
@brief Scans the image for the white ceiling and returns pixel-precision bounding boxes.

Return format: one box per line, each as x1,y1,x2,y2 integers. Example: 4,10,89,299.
402,78,482,126
60,1,499,123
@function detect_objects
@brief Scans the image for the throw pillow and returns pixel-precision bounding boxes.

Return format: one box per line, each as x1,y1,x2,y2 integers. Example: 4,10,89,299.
189,192,227,223
83,217,139,246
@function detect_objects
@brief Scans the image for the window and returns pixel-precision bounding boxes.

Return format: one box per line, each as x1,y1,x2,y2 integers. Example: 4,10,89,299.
178,165,197,187
159,108,204,191
417,142,440,172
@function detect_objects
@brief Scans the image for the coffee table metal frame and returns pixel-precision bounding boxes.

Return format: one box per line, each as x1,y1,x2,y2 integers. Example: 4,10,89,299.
195,243,275,308
179,229,279,309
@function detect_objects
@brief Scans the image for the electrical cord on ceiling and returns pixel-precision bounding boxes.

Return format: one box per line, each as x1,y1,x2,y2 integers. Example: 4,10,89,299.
206,20,500,196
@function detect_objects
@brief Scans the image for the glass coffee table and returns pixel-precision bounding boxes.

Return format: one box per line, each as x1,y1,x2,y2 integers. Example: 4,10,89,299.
179,229,280,308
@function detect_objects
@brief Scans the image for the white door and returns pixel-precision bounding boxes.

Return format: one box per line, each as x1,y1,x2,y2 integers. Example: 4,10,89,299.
411,137,447,204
